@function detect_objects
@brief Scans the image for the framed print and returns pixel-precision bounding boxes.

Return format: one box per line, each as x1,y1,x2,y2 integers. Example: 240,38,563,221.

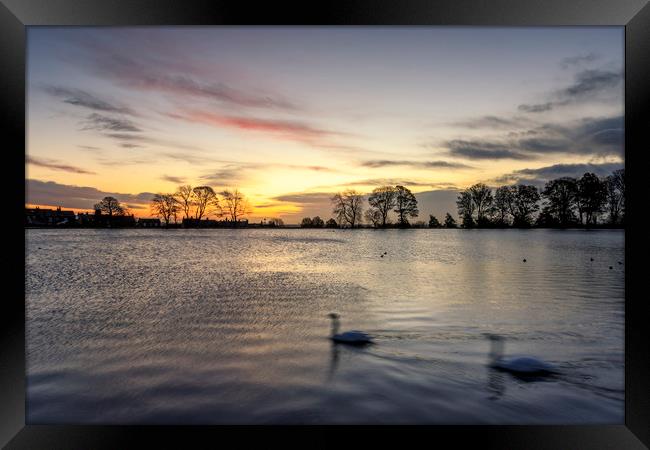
1,0,649,448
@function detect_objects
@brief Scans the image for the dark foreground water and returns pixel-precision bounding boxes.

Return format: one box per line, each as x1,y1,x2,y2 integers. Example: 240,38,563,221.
26,228,624,424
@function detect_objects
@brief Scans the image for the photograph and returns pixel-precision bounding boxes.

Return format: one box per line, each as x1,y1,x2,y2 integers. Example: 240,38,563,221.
25,26,625,425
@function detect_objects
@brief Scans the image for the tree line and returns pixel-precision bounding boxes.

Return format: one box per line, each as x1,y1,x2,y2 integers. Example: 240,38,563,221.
95,170,624,229
455,169,625,228
300,184,423,228
150,185,252,226
300,170,625,229
92,185,254,226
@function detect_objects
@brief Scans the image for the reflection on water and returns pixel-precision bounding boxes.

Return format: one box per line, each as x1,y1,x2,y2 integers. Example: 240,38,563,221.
26,228,624,424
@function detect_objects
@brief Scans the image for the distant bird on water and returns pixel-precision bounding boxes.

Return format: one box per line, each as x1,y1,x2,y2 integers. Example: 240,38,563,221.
328,313,373,345
618,261,623,265
522,258,527,263
609,266,613,270
590,257,594,261
485,334,558,377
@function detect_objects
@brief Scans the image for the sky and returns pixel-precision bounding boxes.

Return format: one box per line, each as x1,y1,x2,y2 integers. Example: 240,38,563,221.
26,27,624,223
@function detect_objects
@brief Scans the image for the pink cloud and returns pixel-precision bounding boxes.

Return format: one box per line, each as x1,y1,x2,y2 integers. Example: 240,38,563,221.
168,110,346,144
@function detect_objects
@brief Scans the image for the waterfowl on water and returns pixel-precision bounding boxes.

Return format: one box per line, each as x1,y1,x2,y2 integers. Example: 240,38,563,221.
485,334,557,376
590,257,594,261
522,258,527,263
328,313,373,345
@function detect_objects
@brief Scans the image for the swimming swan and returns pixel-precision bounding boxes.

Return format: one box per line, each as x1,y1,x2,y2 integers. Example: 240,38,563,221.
328,313,373,345
486,334,557,376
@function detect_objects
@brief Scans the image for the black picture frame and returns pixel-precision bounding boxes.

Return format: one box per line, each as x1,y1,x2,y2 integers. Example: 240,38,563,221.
2,1,648,448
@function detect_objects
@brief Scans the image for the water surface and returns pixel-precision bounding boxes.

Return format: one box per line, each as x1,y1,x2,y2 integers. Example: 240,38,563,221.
26,229,624,424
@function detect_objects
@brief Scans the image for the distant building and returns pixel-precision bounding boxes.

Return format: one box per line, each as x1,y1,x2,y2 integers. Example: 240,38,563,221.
25,207,77,227
182,218,219,228
137,218,161,227
78,209,136,228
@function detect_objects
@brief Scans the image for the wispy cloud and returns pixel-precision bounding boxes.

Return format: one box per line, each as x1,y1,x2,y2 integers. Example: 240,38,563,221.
136,75,298,111
341,179,457,189
102,132,204,152
27,156,96,175
43,85,135,115
360,159,473,169
200,164,248,185
518,68,622,113
200,161,339,185
80,113,142,132
559,53,599,69
451,115,532,129
161,175,186,184
446,140,530,160
26,179,154,210
441,115,623,161
493,162,623,186
66,34,299,112
167,110,347,145
272,192,335,204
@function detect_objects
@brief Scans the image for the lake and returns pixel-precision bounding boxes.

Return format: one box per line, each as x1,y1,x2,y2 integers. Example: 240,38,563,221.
25,228,624,424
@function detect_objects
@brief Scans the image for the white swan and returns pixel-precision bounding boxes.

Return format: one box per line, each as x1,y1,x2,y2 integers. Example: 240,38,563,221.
328,313,373,345
486,334,557,376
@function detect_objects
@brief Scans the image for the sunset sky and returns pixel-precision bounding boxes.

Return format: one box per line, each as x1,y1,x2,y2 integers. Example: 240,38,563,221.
26,27,624,223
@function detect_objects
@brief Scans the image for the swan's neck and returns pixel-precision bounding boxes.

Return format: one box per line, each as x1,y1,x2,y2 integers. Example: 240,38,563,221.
489,339,504,364
330,318,340,337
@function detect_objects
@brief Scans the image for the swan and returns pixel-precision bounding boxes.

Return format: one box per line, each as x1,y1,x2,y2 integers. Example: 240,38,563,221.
328,313,373,345
485,334,557,376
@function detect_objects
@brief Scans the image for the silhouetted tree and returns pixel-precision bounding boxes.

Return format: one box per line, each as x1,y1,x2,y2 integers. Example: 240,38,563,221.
577,173,607,226
193,186,219,220
493,186,513,226
428,215,442,228
456,191,475,228
94,196,126,217
150,193,181,226
364,209,383,227
613,169,625,223
508,185,540,227
175,185,195,219
444,213,457,228
312,216,325,228
325,218,338,228
468,183,493,226
300,217,313,228
331,189,364,228
535,208,559,227
541,177,578,227
393,185,418,227
267,218,284,227
220,189,251,222
606,169,625,224
367,186,397,227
